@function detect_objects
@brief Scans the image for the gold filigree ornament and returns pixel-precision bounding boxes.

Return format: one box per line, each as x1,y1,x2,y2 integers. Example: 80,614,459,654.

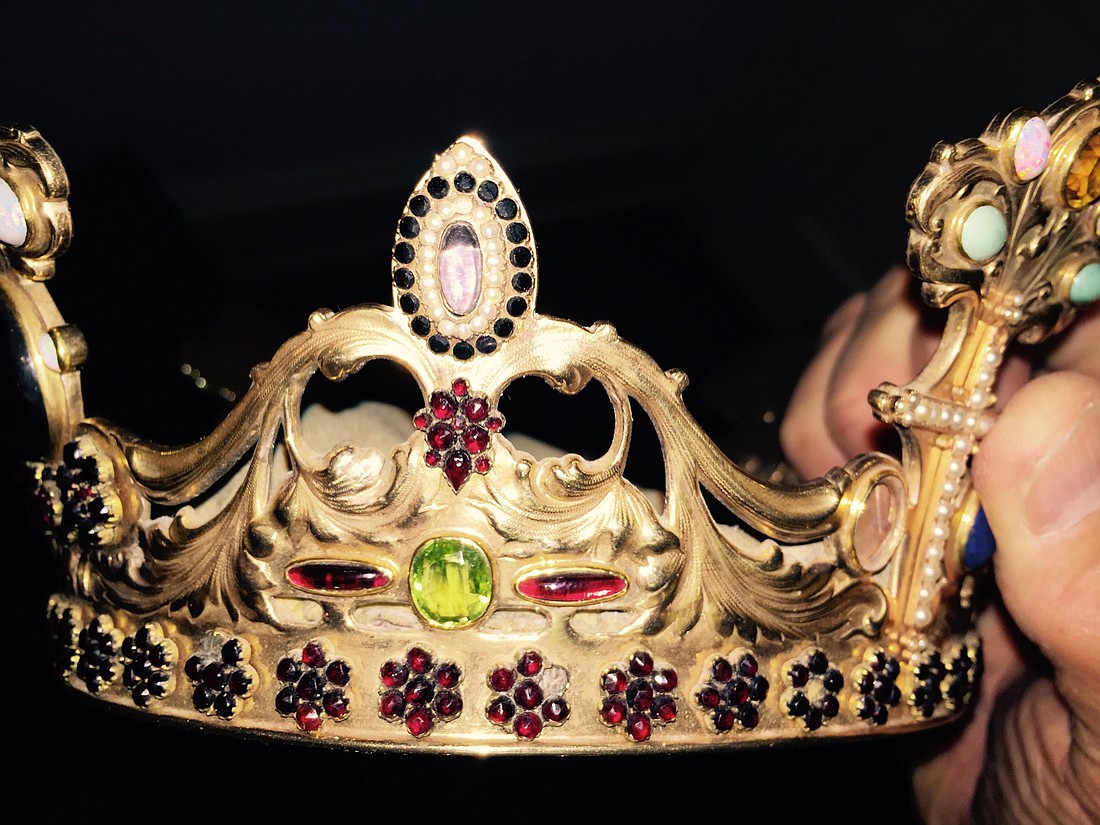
6,78,1099,754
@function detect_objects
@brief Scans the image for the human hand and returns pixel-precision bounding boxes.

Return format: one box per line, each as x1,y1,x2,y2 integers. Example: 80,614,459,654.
779,265,1100,824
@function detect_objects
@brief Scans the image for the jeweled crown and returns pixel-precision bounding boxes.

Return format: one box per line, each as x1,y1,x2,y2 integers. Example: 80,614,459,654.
3,77,1098,753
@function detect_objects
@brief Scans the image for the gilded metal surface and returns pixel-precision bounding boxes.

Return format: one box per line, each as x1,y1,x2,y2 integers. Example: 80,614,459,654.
7,80,1099,752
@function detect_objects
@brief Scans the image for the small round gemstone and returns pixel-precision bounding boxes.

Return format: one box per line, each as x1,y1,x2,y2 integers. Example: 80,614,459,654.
807,650,828,675
407,647,434,674
652,695,677,722
453,341,474,360
787,692,810,717
394,242,415,264
723,679,749,706
427,422,455,451
297,671,326,700
427,177,449,199
714,707,736,732
429,335,450,353
653,668,677,692
411,316,432,336
737,705,760,729
476,336,497,353
454,171,475,192
323,690,350,719
823,669,844,692
505,222,528,243
477,181,499,202
462,426,490,454
626,713,652,742
712,658,733,683
493,319,514,338
132,685,152,708
506,297,527,317
871,705,889,725
542,697,569,724
486,416,503,432
302,642,326,669
514,711,542,740
514,679,544,710
748,675,769,701
214,693,237,718
400,293,420,314
511,272,533,292
228,669,253,696
405,676,435,706
399,216,421,238
326,660,351,686
628,651,654,677
821,694,840,718
202,662,230,690
379,690,406,719
487,695,516,725
274,685,298,715
295,704,323,732
509,247,532,268
185,655,204,681
496,198,518,219
739,654,759,677
697,687,722,709
433,690,462,719
516,650,543,677
434,662,461,688
381,660,410,687
489,667,516,692
1071,262,1100,305
805,706,824,731
626,679,654,711
452,378,468,396
193,684,216,711
603,669,628,695
601,698,627,726
406,707,434,737
410,195,431,216
220,639,244,665
788,663,809,687
430,392,457,419
463,396,489,422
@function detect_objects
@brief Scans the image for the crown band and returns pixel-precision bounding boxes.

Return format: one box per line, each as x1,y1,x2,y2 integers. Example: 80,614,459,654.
4,77,1099,753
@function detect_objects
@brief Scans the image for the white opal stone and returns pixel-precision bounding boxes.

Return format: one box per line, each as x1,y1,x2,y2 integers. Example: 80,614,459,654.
38,332,59,371
0,178,28,247
439,222,482,316
1013,117,1050,181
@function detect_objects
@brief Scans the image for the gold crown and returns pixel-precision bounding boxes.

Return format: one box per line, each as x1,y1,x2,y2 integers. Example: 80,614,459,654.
3,77,1098,755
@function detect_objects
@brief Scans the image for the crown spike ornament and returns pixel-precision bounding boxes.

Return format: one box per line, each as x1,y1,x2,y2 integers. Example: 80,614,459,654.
5,78,1099,753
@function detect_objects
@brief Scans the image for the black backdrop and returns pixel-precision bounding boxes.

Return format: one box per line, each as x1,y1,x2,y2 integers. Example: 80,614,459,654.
3,3,1097,819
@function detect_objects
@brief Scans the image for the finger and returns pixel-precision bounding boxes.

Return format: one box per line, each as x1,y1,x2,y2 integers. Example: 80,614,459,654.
971,371,1100,820
823,266,935,459
779,290,865,478
1043,300,1100,380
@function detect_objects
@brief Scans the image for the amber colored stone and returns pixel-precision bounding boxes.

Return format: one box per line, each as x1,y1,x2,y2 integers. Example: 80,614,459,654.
1065,132,1100,209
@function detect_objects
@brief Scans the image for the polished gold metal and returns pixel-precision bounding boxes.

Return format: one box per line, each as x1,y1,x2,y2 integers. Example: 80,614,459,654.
7,78,1099,754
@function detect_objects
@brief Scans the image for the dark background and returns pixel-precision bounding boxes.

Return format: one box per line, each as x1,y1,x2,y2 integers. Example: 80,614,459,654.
3,3,1097,818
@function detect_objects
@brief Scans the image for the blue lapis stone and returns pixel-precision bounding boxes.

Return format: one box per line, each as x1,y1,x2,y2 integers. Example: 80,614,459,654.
963,505,996,568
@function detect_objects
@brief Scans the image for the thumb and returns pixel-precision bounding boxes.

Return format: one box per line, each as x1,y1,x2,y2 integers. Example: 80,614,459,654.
971,371,1100,822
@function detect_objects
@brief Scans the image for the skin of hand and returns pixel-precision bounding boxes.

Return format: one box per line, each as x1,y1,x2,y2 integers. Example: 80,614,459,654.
779,266,1100,824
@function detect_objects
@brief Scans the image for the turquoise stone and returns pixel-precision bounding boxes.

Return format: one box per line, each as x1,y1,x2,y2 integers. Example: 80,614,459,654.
1071,262,1100,304
960,204,1007,261
409,537,492,628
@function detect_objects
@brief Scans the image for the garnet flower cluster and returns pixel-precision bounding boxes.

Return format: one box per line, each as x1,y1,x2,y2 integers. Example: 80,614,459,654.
783,649,843,731
275,640,352,732
854,649,901,725
378,647,463,737
696,651,769,732
485,650,570,740
31,440,120,550
121,622,177,708
185,634,258,719
414,378,504,491
599,651,678,742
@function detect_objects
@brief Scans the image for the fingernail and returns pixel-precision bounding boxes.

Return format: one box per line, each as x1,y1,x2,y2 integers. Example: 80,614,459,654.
1025,403,1100,536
